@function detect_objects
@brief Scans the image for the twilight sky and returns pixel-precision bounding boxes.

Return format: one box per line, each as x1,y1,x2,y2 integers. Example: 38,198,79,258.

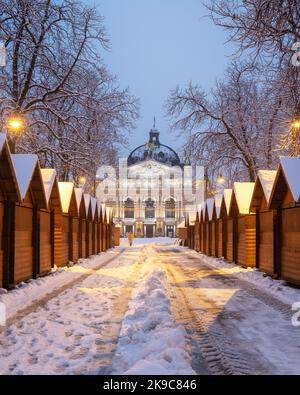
89,0,234,157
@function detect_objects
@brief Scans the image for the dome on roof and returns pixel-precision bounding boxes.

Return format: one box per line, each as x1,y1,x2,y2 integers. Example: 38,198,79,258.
128,129,181,167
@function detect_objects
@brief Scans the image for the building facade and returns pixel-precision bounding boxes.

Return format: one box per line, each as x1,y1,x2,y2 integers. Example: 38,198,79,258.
96,129,205,238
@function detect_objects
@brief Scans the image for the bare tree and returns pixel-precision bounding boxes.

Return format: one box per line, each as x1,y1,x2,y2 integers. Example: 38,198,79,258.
167,63,286,182
0,0,139,189
205,0,300,65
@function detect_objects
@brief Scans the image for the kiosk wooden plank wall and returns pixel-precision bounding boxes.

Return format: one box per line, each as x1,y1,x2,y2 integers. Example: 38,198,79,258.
223,190,233,262
40,169,62,275
250,170,277,275
194,212,200,252
12,154,48,284
56,182,79,267
206,199,215,257
229,183,256,267
84,194,93,257
269,157,300,285
74,188,85,259
214,194,223,258
91,197,98,255
0,136,20,289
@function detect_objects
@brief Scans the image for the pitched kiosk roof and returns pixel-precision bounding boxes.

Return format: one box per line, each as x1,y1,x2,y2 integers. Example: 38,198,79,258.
84,193,91,217
91,197,97,219
206,198,215,220
257,170,277,203
58,182,74,214
0,133,6,151
74,188,83,212
41,169,57,204
214,193,223,219
233,182,255,214
11,154,39,200
223,189,233,215
279,157,300,202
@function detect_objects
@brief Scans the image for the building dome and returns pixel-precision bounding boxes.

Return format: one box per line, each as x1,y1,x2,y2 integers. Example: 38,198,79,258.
128,129,181,167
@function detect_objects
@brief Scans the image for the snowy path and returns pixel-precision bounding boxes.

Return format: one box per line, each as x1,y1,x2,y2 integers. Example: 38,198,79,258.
157,245,300,375
1,238,300,375
0,247,143,374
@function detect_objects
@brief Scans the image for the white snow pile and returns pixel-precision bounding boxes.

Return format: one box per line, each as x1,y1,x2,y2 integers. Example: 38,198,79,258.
112,265,195,375
197,252,300,305
0,250,120,320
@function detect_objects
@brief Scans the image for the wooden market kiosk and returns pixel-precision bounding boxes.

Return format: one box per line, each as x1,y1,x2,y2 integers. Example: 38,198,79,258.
56,182,79,266
74,188,86,259
204,198,215,256
229,182,256,267
250,170,277,275
84,194,93,257
214,193,223,258
0,135,20,289
11,154,48,285
40,169,62,274
268,157,300,285
91,197,98,255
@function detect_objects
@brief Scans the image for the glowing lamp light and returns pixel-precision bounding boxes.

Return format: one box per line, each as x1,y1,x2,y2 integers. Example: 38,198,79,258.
79,176,86,185
217,175,225,185
292,119,300,130
7,115,25,132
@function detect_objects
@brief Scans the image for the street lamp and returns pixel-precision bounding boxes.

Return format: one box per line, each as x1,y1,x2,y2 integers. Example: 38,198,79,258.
292,119,300,130
6,112,25,153
79,176,86,188
7,113,25,133
217,174,225,185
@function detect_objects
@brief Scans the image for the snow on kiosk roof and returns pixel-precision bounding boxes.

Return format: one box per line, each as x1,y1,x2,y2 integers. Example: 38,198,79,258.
205,198,215,221
269,157,300,209
40,169,56,203
223,189,233,215
230,182,255,215
90,197,98,220
0,134,20,200
214,193,223,219
58,182,76,214
11,154,47,208
250,170,277,212
84,193,92,218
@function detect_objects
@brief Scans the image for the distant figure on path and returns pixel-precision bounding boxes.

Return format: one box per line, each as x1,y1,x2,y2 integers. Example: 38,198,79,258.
127,231,134,246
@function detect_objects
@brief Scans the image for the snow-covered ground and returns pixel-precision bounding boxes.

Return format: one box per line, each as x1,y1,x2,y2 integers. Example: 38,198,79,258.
196,251,300,306
112,243,194,375
0,239,191,375
1,238,300,375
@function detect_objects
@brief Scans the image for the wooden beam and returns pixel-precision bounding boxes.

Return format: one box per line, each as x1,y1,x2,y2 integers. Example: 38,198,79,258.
32,205,40,279
274,209,282,277
255,210,260,269
50,209,55,268
69,215,73,262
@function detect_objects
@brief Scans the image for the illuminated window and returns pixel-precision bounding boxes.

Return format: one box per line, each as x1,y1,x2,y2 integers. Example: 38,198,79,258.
124,198,134,218
165,198,175,218
145,198,155,218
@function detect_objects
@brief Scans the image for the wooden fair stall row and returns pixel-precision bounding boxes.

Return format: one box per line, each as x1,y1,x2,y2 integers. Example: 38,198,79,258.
186,156,300,286
0,134,114,289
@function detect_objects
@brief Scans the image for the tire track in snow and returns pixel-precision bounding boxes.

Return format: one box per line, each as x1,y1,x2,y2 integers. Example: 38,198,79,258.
157,247,270,375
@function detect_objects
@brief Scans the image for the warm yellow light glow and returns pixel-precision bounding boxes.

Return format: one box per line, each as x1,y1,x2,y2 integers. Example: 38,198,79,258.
7,115,24,131
292,120,300,129
79,176,86,185
217,175,225,185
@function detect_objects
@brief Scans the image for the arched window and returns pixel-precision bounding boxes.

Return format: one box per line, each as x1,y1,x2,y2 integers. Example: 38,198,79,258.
165,198,175,218
145,198,155,218
124,198,134,218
